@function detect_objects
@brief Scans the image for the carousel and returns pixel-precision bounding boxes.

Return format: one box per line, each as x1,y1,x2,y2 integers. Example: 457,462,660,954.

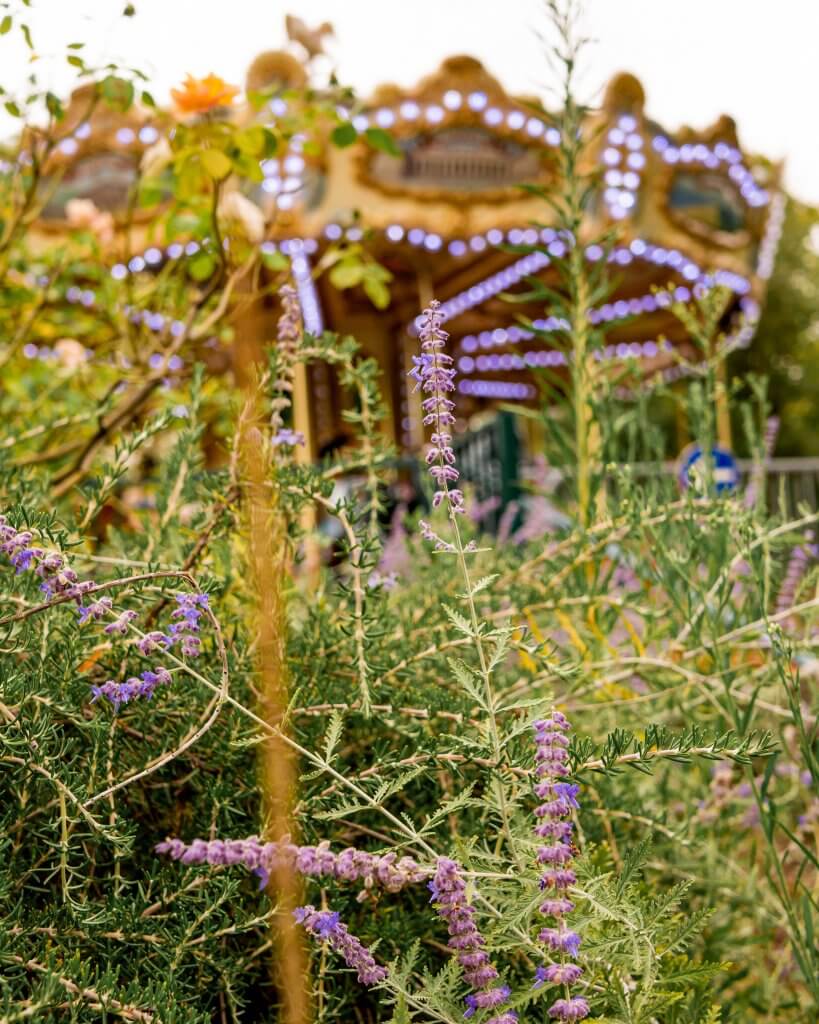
28,27,784,464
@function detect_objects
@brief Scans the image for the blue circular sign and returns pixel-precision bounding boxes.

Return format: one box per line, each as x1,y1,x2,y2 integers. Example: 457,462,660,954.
677,443,740,494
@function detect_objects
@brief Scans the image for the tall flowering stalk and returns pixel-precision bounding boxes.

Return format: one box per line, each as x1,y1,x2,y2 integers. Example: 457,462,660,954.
429,858,516,1023
744,415,780,508
410,299,517,863
410,300,464,515
775,532,816,617
269,283,302,435
532,712,588,1021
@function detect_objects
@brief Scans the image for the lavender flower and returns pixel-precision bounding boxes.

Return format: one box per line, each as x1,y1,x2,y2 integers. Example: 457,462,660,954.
294,905,387,986
165,592,209,658
137,630,172,654
276,284,301,356
91,666,172,709
429,857,513,1022
744,415,780,507
77,596,113,623
535,963,583,986
418,519,455,553
409,301,465,515
531,713,588,1021
367,569,399,591
103,610,138,635
154,835,428,896
418,519,477,555
270,284,302,433
775,533,816,616
548,997,590,1021
271,428,305,447
0,515,91,598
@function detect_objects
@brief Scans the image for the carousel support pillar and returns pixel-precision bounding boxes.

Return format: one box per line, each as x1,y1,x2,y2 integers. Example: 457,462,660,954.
715,359,732,450
292,360,322,581
675,388,689,451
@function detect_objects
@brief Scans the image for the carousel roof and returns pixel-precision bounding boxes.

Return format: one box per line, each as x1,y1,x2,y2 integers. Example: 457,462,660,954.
28,51,784,410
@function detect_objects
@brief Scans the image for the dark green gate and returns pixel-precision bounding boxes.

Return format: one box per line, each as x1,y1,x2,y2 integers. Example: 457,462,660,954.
452,411,521,533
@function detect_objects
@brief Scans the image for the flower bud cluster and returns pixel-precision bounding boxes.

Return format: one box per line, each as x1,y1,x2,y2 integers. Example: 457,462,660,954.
270,428,305,447
294,905,387,986
270,283,302,434
154,835,428,896
429,857,516,1023
409,301,465,515
775,533,816,616
418,519,477,555
0,515,210,710
0,515,93,598
166,592,209,659
91,667,172,709
531,713,588,1021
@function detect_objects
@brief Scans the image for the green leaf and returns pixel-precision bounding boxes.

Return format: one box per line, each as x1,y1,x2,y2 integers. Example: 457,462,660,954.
230,152,264,182
322,709,344,764
448,657,488,711
45,92,63,120
100,75,134,111
261,249,289,271
200,149,232,180
0,16,12,35
189,251,216,281
19,23,32,49
470,574,498,598
4,100,21,118
388,993,412,1024
362,273,390,309
234,124,268,157
66,55,84,68
140,89,155,108
331,121,357,148
364,127,401,157
329,260,364,290
123,3,136,15
442,604,474,638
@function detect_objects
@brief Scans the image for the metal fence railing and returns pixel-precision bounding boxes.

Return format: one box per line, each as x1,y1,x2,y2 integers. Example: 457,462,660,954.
386,413,819,535
451,419,819,530
452,411,522,533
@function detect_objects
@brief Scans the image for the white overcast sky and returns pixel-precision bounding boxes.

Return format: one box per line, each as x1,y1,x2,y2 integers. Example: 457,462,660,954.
2,0,817,204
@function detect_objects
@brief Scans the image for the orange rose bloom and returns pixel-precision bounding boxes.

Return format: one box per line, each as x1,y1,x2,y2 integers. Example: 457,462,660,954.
171,74,240,115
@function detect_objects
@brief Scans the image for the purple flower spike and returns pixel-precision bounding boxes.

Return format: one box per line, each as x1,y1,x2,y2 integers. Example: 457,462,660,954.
410,301,465,517
154,835,428,896
531,712,587,1008
418,519,455,553
534,963,583,988
430,858,512,1020
294,904,387,986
